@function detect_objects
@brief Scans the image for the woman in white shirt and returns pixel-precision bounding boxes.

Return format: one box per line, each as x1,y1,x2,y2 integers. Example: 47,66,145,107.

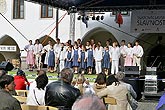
27,73,48,105
125,43,133,66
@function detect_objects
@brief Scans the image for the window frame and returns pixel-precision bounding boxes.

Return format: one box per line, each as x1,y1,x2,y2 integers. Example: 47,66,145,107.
41,5,53,18
13,0,24,19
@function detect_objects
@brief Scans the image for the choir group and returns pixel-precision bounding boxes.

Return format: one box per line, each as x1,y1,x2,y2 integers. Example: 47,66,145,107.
24,38,144,74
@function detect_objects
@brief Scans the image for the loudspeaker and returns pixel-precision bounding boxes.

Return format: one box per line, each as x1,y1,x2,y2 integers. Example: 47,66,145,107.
124,66,140,75
0,61,14,71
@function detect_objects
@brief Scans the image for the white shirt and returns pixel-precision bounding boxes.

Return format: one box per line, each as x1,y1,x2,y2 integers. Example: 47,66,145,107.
34,44,43,55
132,45,144,57
110,47,120,60
25,44,34,51
126,47,133,57
26,87,45,105
94,48,103,61
58,48,66,61
120,45,127,55
54,44,61,55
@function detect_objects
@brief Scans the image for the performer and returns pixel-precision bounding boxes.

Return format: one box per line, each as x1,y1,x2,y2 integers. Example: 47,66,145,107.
85,41,90,50
110,42,120,74
43,40,52,71
80,45,87,74
125,43,133,66
54,38,61,72
119,40,127,71
86,45,94,74
56,43,66,72
106,40,113,52
24,40,35,71
132,40,144,70
48,45,55,73
102,46,111,75
34,39,43,70
94,44,103,74
65,45,72,68
72,44,80,73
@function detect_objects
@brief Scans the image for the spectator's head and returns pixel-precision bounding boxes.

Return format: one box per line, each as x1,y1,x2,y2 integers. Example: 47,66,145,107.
37,70,46,76
60,68,74,84
17,69,25,77
95,73,106,85
35,73,48,90
0,70,7,78
115,71,125,81
76,74,85,84
106,75,119,86
72,94,106,110
0,75,15,91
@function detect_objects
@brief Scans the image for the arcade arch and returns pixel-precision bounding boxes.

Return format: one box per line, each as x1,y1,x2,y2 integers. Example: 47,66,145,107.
0,35,20,62
82,27,118,46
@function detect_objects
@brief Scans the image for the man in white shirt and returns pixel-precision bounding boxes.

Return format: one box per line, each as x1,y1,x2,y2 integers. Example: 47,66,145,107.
34,39,43,70
57,43,66,72
110,42,120,74
132,40,144,70
54,38,61,72
120,40,127,71
94,44,103,74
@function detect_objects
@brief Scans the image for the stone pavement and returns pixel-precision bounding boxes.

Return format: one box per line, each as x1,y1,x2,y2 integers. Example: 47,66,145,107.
137,101,158,110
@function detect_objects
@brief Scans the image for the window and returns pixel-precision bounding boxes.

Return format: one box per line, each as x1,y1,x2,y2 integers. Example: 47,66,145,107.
13,0,24,19
111,11,130,16
41,5,53,18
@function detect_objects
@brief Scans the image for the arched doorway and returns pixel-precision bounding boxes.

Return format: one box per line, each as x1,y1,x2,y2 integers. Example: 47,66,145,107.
82,27,118,46
0,35,20,62
136,33,165,70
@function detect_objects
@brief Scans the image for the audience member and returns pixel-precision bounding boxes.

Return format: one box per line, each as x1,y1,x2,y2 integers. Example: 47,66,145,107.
26,73,48,105
156,93,165,110
29,70,46,90
0,70,7,78
72,94,106,110
93,73,106,94
0,75,21,110
14,69,30,90
45,68,80,110
74,74,95,95
97,75,128,110
116,71,137,99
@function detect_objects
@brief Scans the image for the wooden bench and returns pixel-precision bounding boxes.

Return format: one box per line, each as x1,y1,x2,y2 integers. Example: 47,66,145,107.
16,90,29,97
21,104,58,110
103,97,117,105
13,96,27,104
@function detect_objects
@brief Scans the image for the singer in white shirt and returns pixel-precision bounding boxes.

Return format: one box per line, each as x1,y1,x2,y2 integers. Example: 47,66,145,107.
34,39,43,70
110,42,120,74
132,40,144,70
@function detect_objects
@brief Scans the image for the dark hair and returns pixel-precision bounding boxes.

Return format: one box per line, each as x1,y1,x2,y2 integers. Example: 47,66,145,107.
35,74,48,90
60,68,74,84
121,40,125,43
95,73,106,85
0,75,14,88
106,75,119,86
0,70,7,78
17,69,25,76
35,39,40,43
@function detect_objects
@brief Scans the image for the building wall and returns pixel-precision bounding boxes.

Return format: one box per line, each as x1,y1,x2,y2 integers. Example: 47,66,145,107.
0,1,143,60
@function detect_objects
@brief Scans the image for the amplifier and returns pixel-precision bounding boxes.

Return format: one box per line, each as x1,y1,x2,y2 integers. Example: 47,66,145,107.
124,66,140,75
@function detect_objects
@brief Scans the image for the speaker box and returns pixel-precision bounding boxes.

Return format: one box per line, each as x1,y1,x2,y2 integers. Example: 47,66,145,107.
0,61,14,71
124,66,140,75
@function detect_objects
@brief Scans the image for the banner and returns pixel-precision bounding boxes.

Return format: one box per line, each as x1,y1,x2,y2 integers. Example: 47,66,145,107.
131,10,165,33
0,45,16,52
